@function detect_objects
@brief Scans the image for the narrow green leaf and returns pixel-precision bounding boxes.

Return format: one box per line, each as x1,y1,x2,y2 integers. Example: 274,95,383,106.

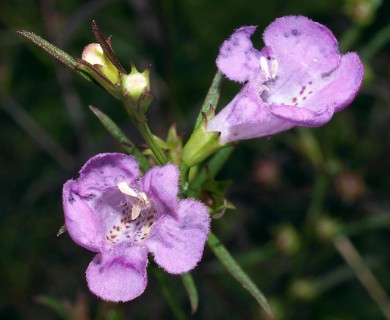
194,70,223,129
152,267,187,320
344,213,390,236
89,106,150,171
17,30,90,80
34,295,70,320
181,273,199,314
207,231,274,320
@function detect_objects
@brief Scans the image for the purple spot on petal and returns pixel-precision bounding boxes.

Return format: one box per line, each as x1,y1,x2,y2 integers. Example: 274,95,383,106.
85,193,96,200
291,29,300,36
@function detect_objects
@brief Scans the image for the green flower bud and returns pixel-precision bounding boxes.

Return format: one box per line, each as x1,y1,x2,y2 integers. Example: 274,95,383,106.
315,216,342,243
122,65,151,102
121,65,153,122
273,224,301,255
82,43,120,85
289,279,316,301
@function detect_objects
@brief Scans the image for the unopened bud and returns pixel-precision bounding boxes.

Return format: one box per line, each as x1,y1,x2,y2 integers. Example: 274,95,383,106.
315,216,341,242
273,224,301,255
289,279,316,301
334,171,366,203
254,158,280,187
122,65,151,102
82,43,120,84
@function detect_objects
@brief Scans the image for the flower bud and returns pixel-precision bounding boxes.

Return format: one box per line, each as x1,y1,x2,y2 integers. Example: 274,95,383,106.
122,65,151,102
273,224,301,255
82,43,120,85
289,279,316,301
344,0,379,25
254,158,280,187
334,171,366,203
121,65,153,122
315,216,341,243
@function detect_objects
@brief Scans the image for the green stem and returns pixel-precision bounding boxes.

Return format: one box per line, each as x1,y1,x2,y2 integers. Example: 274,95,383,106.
207,231,274,319
135,121,168,166
334,235,390,320
152,267,187,320
181,272,199,314
305,172,329,232
179,162,189,195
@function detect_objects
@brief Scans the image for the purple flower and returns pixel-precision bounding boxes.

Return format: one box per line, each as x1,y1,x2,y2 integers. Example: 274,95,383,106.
207,16,364,143
63,153,210,302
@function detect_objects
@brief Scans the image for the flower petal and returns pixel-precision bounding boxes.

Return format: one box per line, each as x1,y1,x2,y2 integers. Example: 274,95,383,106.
269,104,334,126
307,52,364,113
263,16,340,76
216,26,261,83
261,16,342,107
63,180,104,252
145,199,210,274
77,153,140,191
63,153,140,251
269,53,363,126
86,245,148,302
142,164,179,212
207,90,293,142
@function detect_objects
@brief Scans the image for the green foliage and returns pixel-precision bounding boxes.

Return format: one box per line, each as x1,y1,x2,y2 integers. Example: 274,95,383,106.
2,0,390,319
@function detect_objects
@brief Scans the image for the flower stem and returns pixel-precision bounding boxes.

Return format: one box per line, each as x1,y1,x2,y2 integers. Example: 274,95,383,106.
181,272,199,314
334,235,390,320
207,231,274,319
152,267,187,320
134,121,167,166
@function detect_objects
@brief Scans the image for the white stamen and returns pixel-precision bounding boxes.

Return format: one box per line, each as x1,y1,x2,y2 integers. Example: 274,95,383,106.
139,192,150,206
131,192,150,220
118,181,138,197
259,56,271,80
131,203,142,220
257,84,270,96
259,56,279,81
118,182,150,220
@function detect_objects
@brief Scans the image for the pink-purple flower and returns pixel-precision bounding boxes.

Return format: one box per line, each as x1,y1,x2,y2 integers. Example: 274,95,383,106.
63,153,210,302
207,16,364,143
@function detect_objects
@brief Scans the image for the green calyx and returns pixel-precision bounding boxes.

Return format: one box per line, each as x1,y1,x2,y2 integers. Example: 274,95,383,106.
121,65,153,122
182,120,227,167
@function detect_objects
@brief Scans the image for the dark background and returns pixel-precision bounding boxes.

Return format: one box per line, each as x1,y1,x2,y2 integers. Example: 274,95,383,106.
1,0,390,319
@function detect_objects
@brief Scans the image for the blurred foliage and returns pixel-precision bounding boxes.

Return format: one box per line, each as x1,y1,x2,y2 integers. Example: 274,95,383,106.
1,0,390,319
